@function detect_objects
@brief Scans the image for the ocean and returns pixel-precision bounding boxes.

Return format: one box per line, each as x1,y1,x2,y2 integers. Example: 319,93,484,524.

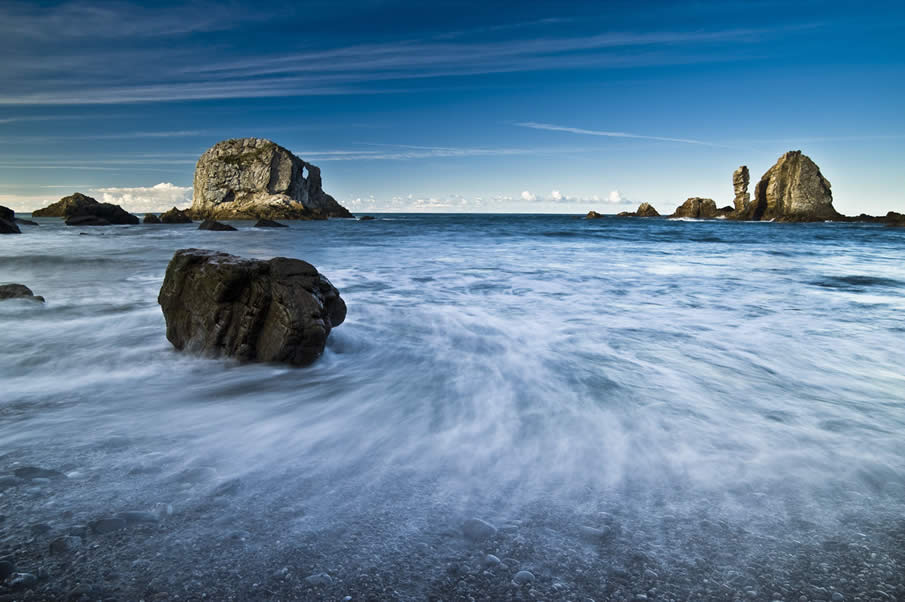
1,214,904,600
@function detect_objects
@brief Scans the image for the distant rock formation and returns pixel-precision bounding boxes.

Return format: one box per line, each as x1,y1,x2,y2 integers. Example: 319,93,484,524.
143,213,161,224
358,216,376,221
254,219,288,228
0,284,44,302
733,166,750,212
618,202,660,217
737,151,839,222
190,138,353,220
198,219,237,231
158,249,346,366
1,206,21,234
160,207,193,224
670,197,718,219
586,210,604,219
32,192,97,217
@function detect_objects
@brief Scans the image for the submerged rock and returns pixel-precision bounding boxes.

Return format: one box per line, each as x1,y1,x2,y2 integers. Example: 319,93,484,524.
191,137,353,220
160,207,193,224
463,518,497,541
158,248,346,366
143,213,161,224
254,218,289,228
740,150,839,221
198,219,237,231
358,215,376,221
670,197,718,219
15,217,39,226
1,205,21,234
0,285,45,303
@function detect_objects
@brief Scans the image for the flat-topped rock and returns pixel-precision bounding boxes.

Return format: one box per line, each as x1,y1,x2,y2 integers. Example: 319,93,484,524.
190,138,353,220
158,249,346,366
199,220,237,231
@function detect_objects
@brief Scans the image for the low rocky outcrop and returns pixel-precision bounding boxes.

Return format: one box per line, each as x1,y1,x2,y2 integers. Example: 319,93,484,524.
670,197,718,219
1,206,21,234
158,249,346,366
15,217,38,226
32,192,97,217
586,211,604,219
199,220,237,231
65,202,139,226
143,214,161,224
190,138,353,220
358,216,376,221
254,219,288,228
0,284,44,302
733,166,750,212
617,202,660,217
736,151,839,222
160,207,193,224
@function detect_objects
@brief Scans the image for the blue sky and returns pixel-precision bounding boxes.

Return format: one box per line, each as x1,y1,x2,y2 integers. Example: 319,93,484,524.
1,0,903,214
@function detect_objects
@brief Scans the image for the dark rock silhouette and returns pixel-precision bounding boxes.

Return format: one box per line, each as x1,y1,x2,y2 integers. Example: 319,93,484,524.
254,219,289,228
160,207,193,223
198,220,237,231
1,206,21,234
0,284,44,302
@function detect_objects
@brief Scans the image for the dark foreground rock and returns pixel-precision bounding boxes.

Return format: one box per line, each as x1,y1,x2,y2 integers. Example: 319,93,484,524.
254,218,288,228
160,207,193,224
198,220,237,231
158,249,346,366
143,213,161,224
190,137,353,220
0,284,44,302
670,197,719,219
0,205,21,234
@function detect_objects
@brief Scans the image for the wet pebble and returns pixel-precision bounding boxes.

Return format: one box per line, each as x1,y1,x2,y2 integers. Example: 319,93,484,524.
305,572,333,586
0,559,15,579
579,525,609,540
90,517,126,534
832,594,844,602
9,572,38,589
463,518,497,542
49,535,82,555
484,554,501,567
512,570,535,586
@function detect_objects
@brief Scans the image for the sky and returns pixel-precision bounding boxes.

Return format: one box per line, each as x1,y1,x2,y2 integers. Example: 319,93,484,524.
1,0,904,214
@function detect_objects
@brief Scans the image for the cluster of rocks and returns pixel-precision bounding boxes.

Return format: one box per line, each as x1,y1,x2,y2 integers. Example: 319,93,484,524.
158,249,346,366
586,150,903,225
31,192,140,226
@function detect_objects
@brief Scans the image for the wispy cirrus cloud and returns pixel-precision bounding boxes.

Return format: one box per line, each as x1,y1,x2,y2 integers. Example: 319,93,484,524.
515,122,735,148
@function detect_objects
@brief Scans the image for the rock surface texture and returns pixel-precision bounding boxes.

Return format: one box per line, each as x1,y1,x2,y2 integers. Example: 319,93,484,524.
158,249,346,366
586,211,604,219
733,166,750,212
190,138,353,220
0,284,44,302
0,206,21,234
160,207,193,224
636,202,660,217
670,198,718,219
739,151,839,221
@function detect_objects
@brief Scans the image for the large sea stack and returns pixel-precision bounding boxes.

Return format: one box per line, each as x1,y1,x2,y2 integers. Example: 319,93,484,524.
738,151,838,221
158,249,346,366
733,166,750,212
190,138,353,220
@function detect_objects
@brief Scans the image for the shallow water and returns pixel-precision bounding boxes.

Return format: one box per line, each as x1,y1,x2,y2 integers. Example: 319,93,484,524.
2,215,904,598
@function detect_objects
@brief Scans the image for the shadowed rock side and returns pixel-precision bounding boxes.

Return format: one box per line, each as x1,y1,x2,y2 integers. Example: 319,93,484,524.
0,206,21,234
158,249,346,366
254,218,288,228
143,214,161,224
198,220,237,231
160,207,193,223
32,192,97,217
736,151,839,222
190,138,353,220
30,192,138,225
0,284,44,302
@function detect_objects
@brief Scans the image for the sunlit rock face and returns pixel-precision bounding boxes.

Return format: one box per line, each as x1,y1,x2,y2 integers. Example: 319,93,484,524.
158,248,346,366
733,165,750,212
670,197,718,219
190,138,353,220
739,151,839,222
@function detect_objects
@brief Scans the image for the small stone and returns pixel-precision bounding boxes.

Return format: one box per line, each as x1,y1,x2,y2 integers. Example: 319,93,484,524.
0,559,15,579
579,525,609,540
90,517,127,534
832,594,844,602
484,554,501,567
512,570,535,586
118,510,159,524
305,572,333,587
49,535,82,555
9,572,38,589
69,524,88,537
463,518,497,542
643,569,658,580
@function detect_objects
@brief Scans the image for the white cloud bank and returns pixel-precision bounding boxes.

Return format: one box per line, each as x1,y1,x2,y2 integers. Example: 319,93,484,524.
92,182,192,213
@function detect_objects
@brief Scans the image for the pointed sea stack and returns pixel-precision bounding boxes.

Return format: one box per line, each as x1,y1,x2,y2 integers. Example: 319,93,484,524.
738,151,838,222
